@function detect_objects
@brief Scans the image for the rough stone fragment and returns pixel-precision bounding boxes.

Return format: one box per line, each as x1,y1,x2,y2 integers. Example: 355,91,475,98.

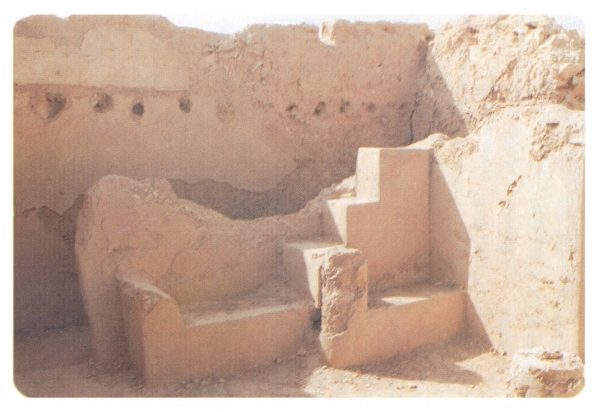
507,348,584,397
414,15,585,141
320,248,367,336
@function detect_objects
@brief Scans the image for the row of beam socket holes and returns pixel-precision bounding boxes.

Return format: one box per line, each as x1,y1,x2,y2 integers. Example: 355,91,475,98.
36,92,379,120
34,92,192,120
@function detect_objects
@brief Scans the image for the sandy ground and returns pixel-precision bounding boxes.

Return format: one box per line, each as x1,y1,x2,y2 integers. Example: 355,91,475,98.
13,325,511,398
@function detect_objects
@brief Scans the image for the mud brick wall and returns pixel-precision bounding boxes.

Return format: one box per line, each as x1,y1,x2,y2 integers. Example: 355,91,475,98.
13,15,431,330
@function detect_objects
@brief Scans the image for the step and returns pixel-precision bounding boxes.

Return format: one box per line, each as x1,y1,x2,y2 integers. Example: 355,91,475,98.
321,283,466,368
321,197,377,244
365,284,466,357
355,147,383,200
179,279,312,327
320,148,432,285
367,283,463,309
283,241,345,307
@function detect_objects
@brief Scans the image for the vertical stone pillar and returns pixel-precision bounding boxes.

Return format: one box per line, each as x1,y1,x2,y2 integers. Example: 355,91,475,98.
319,247,368,366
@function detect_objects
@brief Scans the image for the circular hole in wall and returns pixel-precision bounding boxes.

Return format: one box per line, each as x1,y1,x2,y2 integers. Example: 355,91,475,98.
339,100,350,113
30,92,67,120
363,102,376,113
46,93,67,119
91,93,113,113
179,96,191,113
313,101,326,116
131,101,145,117
215,102,235,123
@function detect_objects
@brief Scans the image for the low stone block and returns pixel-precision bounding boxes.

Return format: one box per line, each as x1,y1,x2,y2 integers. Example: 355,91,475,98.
507,348,584,397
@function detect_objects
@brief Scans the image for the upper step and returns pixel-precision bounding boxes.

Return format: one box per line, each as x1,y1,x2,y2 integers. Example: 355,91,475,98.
322,197,376,244
322,148,432,288
356,148,432,203
355,148,383,201
283,241,351,308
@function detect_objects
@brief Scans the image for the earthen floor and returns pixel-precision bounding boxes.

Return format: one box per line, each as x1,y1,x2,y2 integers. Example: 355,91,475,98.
13,326,510,397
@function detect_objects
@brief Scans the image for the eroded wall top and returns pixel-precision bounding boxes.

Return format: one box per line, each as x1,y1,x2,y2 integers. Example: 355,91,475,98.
413,15,585,140
14,15,193,89
14,15,432,213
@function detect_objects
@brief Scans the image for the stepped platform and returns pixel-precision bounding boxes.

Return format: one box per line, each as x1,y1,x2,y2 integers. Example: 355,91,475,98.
320,282,466,368
77,146,467,387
